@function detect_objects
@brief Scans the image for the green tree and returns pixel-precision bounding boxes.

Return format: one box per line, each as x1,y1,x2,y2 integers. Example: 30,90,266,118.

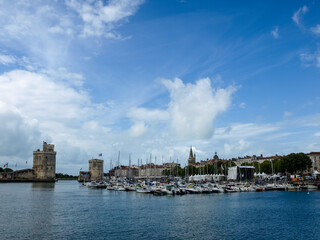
272,159,283,173
252,161,260,172
280,153,312,174
260,161,272,174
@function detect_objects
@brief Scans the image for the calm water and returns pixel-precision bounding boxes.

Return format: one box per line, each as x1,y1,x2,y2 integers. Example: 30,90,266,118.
0,181,319,240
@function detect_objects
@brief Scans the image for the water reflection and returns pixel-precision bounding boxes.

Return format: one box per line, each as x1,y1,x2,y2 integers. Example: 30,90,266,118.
32,182,55,190
28,183,55,238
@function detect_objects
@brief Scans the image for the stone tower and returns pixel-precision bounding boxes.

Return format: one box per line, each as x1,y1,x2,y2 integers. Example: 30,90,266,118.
188,146,196,165
89,159,104,180
33,142,56,181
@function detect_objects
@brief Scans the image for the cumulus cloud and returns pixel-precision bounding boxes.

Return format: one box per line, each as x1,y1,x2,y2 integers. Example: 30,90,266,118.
271,26,279,39
127,78,236,141
0,70,91,121
292,5,308,26
66,0,144,37
0,101,41,158
163,78,236,140
0,70,113,173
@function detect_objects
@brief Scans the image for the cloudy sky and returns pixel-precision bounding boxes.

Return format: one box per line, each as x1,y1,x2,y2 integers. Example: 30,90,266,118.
0,0,319,174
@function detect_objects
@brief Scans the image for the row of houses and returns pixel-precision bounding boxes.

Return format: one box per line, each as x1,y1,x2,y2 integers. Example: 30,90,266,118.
231,152,320,172
78,160,181,181
78,149,320,181
108,162,180,179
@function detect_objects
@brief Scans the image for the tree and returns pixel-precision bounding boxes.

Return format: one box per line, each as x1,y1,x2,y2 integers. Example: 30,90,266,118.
4,168,13,172
272,159,283,173
280,153,312,174
260,161,272,174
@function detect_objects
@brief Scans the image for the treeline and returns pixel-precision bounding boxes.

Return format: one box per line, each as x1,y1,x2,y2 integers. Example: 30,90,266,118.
241,153,312,174
0,168,13,172
163,161,237,177
55,173,78,179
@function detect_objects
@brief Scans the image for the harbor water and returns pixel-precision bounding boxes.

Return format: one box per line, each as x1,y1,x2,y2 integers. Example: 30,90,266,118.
0,181,319,240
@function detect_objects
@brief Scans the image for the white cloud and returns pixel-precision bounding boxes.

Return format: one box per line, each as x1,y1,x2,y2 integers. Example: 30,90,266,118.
299,50,320,68
127,107,169,122
129,121,147,137
162,78,236,140
314,132,320,137
66,0,144,37
224,139,250,155
296,114,320,127
214,123,279,140
271,26,279,39
0,1,144,70
0,70,91,121
127,77,236,141
0,69,112,173
292,5,308,26
41,67,85,87
0,69,318,172
310,24,320,35
0,54,16,65
0,101,41,158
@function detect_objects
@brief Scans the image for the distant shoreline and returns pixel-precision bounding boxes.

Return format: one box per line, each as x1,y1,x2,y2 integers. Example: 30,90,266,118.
56,178,77,180
0,179,56,183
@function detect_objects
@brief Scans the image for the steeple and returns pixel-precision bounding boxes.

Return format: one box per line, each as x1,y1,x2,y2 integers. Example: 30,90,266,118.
188,146,196,165
189,146,193,159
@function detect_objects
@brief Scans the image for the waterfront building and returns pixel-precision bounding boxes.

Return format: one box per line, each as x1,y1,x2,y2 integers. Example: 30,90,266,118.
0,142,56,182
235,154,280,166
89,159,104,180
33,142,56,180
139,163,164,179
107,162,180,180
308,152,320,172
163,162,180,169
78,171,90,182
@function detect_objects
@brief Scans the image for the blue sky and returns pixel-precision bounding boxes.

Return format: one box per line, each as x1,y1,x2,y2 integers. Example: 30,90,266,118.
0,0,319,174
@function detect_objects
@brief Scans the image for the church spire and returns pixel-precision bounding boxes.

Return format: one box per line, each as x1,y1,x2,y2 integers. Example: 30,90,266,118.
188,146,195,165
189,146,193,159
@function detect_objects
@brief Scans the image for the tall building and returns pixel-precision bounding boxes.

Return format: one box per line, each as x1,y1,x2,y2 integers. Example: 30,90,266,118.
89,159,104,180
308,152,320,172
188,146,196,165
33,142,56,181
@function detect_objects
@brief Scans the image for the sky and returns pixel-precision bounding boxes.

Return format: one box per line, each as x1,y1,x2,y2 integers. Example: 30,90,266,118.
0,0,319,175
